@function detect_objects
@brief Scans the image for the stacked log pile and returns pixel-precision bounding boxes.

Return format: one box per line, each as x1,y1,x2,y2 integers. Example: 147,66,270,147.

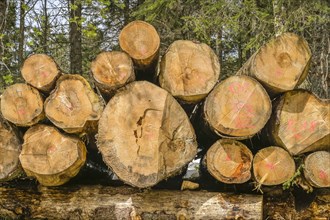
0,20,329,218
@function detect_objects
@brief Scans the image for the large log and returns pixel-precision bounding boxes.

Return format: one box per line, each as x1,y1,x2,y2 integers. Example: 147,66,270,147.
0,83,44,127
98,81,197,188
267,89,330,155
253,146,295,186
206,139,253,184
0,116,22,182
0,185,263,219
90,51,135,99
159,40,221,104
21,54,61,93
119,20,160,70
19,124,87,186
44,74,105,134
304,151,330,188
203,75,271,139
237,32,311,96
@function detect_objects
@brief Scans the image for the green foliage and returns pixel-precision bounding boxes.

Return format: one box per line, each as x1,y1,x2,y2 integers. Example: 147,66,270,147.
2,74,14,85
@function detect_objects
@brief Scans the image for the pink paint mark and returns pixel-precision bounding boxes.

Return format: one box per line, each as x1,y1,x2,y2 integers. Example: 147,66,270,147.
40,71,49,78
228,82,249,94
47,145,56,154
275,69,283,77
309,121,318,132
287,119,295,131
319,170,327,180
225,154,231,161
293,133,302,141
266,162,275,170
17,108,26,115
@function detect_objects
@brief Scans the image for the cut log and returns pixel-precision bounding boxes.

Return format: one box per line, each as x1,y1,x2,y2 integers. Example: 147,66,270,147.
159,40,221,103
253,146,295,186
237,33,311,96
90,51,135,98
0,185,263,219
304,151,330,188
203,75,271,139
268,89,330,155
0,117,22,182
0,83,44,127
206,139,253,184
21,54,61,93
97,81,197,188
119,20,160,69
44,74,105,134
19,124,87,186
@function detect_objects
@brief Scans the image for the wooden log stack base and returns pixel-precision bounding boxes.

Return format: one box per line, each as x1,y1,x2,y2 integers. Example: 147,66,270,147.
304,151,330,188
0,83,44,127
90,51,135,98
204,75,271,139
253,146,295,186
0,185,263,219
237,32,311,96
44,74,105,134
98,81,197,188
0,117,22,182
206,139,253,184
19,124,87,186
119,20,160,69
21,54,61,93
159,40,221,103
268,89,330,155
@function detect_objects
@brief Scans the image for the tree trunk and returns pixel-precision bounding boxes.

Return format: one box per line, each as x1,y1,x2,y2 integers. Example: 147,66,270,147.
267,89,330,155
253,146,295,186
69,0,82,74
0,83,44,127
18,0,25,67
44,74,104,134
203,75,271,139
0,116,22,182
90,51,135,99
159,40,221,104
119,20,160,70
0,185,263,219
19,124,87,186
21,54,61,92
0,0,7,63
206,139,253,184
236,33,311,96
304,151,330,188
97,81,197,188
42,0,48,53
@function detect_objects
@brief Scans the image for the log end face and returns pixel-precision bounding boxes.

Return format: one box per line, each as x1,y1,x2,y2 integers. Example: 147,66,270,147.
304,151,330,188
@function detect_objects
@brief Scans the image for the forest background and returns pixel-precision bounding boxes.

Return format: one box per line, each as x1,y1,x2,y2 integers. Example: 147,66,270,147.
0,0,328,98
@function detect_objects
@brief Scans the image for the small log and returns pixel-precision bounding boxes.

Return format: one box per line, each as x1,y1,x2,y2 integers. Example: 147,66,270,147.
19,124,87,186
253,146,295,186
0,83,44,127
0,116,22,182
97,81,197,188
304,151,330,188
203,75,271,139
119,20,160,69
90,51,135,98
237,32,311,96
44,74,105,134
159,40,221,103
21,54,61,93
206,139,253,184
0,185,263,219
268,89,330,155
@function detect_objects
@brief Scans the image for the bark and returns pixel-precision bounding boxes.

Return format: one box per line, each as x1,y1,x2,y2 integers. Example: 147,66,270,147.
253,146,295,186
0,115,22,182
90,51,135,99
0,0,7,63
304,151,330,188
236,33,311,96
42,0,48,53
19,124,87,186
0,185,263,220
206,139,253,184
159,40,221,104
97,81,197,188
69,0,82,74
203,75,271,139
267,89,330,155
21,54,61,92
0,83,44,126
44,74,104,134
119,20,160,70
